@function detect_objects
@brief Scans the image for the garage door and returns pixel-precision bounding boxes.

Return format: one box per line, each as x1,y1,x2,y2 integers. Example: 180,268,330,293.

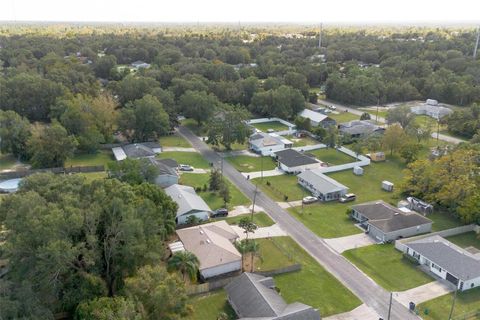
446,272,459,286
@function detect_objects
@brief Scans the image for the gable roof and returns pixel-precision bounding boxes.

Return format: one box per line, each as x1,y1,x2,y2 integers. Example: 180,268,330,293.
148,158,178,176
164,184,212,217
339,120,384,136
113,142,162,160
176,221,241,271
249,132,292,149
275,149,319,168
225,273,320,320
297,169,348,194
352,200,432,233
157,158,178,169
298,108,333,123
406,235,480,280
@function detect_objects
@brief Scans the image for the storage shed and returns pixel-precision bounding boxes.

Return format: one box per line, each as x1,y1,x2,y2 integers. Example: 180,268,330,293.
382,181,394,192
353,166,364,175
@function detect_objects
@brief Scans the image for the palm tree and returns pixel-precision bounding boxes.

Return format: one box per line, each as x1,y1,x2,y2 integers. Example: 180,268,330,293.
249,240,259,272
167,251,200,282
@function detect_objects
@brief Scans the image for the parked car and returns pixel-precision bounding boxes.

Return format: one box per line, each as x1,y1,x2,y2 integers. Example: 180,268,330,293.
302,196,318,204
179,164,194,171
329,105,337,110
339,193,356,203
211,208,228,218
267,128,275,133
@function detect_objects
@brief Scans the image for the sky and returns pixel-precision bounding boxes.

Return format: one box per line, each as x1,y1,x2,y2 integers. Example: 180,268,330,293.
1,0,480,24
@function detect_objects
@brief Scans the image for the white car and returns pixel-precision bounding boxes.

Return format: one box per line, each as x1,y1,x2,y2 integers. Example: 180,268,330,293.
179,164,194,171
302,196,318,204
329,105,337,110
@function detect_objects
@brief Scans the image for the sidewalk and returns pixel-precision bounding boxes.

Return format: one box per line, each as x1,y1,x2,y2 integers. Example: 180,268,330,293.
231,223,287,240
324,304,379,320
162,147,198,152
276,200,303,209
394,281,453,308
241,168,285,179
228,205,265,217
324,233,376,254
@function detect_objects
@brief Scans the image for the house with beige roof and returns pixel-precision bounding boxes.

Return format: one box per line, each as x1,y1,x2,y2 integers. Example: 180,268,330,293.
175,221,242,279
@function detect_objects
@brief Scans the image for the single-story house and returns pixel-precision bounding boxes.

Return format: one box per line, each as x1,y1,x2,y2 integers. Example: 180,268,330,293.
403,235,480,291
225,272,321,320
410,104,452,120
175,221,242,279
148,158,179,188
338,120,385,139
275,149,321,173
249,132,293,156
351,200,432,242
164,184,212,225
297,169,348,202
131,60,151,69
298,108,336,128
112,142,162,161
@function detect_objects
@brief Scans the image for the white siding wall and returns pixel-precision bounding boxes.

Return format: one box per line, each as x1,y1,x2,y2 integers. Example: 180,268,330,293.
463,277,480,291
200,260,242,279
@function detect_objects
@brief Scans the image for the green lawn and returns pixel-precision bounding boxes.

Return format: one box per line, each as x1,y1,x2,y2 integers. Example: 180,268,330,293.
226,155,277,173
446,232,480,250
65,151,114,167
251,121,290,132
0,153,17,171
253,237,297,271
185,290,236,320
157,151,210,169
77,172,108,182
358,107,388,120
253,174,308,202
179,173,249,210
272,237,361,316
224,212,274,227
328,112,360,123
308,148,356,165
429,211,464,232
283,135,319,147
159,134,192,148
418,287,480,320
343,244,433,291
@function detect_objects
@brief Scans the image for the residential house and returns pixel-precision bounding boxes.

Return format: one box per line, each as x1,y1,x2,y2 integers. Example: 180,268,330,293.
131,60,151,69
164,184,212,225
275,149,321,173
297,169,348,202
148,158,179,188
410,104,452,120
174,221,242,279
112,142,162,161
351,200,432,242
249,132,293,156
338,120,385,139
298,108,336,128
225,272,321,320
403,235,480,291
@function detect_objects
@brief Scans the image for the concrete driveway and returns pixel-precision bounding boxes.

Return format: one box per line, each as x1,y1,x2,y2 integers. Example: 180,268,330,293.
228,205,265,217
394,280,454,308
231,223,287,240
242,168,285,179
162,146,198,152
324,232,376,254
324,304,380,320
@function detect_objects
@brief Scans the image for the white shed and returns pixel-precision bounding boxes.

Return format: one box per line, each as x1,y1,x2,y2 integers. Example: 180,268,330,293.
353,166,364,176
382,180,394,192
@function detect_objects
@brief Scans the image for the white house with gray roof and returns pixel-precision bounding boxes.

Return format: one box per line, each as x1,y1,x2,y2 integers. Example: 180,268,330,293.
112,142,162,161
298,108,336,128
249,132,293,156
225,272,321,320
297,169,348,202
275,149,322,173
164,184,212,225
338,120,385,139
175,221,241,279
403,235,480,291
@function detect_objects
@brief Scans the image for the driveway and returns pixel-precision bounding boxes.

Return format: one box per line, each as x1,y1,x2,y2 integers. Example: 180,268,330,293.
277,200,303,209
228,205,265,217
324,233,376,254
231,223,287,240
162,147,197,152
220,150,260,157
324,304,380,320
242,168,285,179
394,280,454,308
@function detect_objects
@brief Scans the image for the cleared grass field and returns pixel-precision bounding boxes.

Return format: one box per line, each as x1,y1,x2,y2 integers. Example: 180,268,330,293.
185,290,236,320
343,244,433,291
159,134,191,148
65,151,114,167
283,135,319,147
251,121,290,132
418,287,480,320
446,232,480,250
253,174,308,202
226,155,276,172
179,173,249,210
157,151,210,169
308,148,355,165
328,111,359,123
429,211,464,232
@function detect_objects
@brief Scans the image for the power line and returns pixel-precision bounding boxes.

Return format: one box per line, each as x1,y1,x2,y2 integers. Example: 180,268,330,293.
473,26,480,59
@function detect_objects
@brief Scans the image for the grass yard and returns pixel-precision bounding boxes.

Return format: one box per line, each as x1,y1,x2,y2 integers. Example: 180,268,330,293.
343,244,433,291
185,290,236,320
226,155,276,172
358,107,389,119
65,151,114,167
284,135,319,147
308,148,356,165
446,232,480,250
253,174,308,202
179,173,249,210
224,212,274,227
418,287,480,320
251,121,290,132
429,211,464,232
0,153,18,171
159,134,191,148
157,151,210,169
272,237,361,316
328,111,359,123
77,172,108,182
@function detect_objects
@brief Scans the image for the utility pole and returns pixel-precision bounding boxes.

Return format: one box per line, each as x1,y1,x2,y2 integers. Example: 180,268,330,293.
318,23,323,48
260,155,264,183
251,183,258,221
387,292,393,320
376,97,380,123
448,287,458,320
474,26,480,59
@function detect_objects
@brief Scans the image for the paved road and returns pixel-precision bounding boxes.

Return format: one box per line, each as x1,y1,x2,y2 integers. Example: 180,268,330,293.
316,99,466,144
178,126,419,320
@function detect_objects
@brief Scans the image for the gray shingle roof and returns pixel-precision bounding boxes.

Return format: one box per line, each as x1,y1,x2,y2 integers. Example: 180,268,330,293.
121,143,160,159
339,120,384,136
249,132,292,149
275,149,319,168
297,170,348,194
148,158,178,176
157,158,178,169
298,108,332,124
164,184,212,218
406,236,480,280
225,273,320,320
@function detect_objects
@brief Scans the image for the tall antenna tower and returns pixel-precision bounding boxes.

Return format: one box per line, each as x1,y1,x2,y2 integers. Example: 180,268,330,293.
318,23,323,48
474,26,480,59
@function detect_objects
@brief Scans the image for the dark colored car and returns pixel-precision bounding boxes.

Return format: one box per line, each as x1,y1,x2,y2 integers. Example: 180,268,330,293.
211,208,228,218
